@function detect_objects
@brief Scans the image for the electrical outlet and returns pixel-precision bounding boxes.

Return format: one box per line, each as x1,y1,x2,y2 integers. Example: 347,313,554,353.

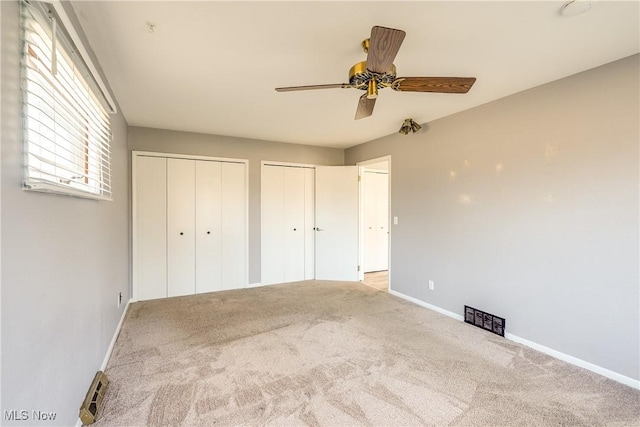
118,292,122,307
428,280,434,291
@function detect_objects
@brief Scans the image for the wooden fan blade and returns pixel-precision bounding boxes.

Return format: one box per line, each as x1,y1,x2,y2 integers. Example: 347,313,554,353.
275,83,351,92
355,94,376,120
393,77,476,94
366,26,406,74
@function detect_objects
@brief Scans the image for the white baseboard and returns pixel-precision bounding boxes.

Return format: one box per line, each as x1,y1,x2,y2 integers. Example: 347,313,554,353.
76,300,132,426
388,289,639,390
248,282,297,288
389,289,464,321
246,282,263,288
504,332,640,390
100,299,131,371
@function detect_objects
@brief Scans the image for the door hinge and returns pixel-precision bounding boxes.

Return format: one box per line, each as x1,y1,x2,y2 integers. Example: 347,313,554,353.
358,265,361,271
358,175,361,182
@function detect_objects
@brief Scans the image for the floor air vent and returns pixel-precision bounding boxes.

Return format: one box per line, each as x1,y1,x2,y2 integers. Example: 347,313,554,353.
79,371,109,425
464,305,505,337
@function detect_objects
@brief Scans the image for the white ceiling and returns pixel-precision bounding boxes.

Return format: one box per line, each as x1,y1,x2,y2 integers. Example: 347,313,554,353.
71,1,639,149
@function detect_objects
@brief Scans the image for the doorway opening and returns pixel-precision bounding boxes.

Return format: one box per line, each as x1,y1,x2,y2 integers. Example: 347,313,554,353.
358,156,391,291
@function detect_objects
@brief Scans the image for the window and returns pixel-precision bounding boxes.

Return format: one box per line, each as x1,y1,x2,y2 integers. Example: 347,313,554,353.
21,1,114,200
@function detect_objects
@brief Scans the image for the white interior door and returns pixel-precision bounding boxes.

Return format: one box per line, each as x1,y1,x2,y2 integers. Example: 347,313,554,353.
315,166,359,281
220,162,246,290
166,159,196,297
364,171,379,272
195,160,222,294
261,165,285,285
134,156,167,300
364,172,389,272
376,173,389,271
304,168,315,280
284,167,305,282
262,164,315,285
167,158,196,297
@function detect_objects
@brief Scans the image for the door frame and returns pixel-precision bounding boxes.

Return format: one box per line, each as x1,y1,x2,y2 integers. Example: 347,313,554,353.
132,151,250,301
357,155,391,289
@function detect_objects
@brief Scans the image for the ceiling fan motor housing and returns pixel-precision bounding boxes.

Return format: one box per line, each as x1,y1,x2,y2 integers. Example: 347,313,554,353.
349,61,397,90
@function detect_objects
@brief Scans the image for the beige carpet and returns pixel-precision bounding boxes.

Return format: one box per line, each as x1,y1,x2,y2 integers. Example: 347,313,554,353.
96,281,639,426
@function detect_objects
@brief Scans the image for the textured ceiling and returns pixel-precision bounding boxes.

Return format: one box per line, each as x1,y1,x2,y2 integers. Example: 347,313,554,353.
71,1,639,148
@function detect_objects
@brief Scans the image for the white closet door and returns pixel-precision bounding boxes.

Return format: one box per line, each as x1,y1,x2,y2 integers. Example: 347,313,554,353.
315,166,359,281
261,165,285,285
221,162,246,290
134,156,167,300
304,168,315,280
364,172,379,272
195,161,222,294
167,158,196,297
284,167,305,282
365,172,389,272
376,173,389,271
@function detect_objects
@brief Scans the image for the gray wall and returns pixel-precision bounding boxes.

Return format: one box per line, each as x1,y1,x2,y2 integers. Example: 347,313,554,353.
346,55,640,381
1,1,130,425
129,127,344,284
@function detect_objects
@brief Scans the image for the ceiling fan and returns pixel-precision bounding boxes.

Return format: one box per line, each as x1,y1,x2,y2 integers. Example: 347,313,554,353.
275,26,477,120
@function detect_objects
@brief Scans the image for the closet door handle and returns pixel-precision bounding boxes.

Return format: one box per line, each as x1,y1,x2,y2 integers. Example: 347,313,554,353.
207,231,211,234
316,228,324,232
293,228,297,231
179,232,184,236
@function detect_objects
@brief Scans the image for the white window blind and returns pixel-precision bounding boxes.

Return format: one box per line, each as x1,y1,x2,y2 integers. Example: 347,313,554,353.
21,0,113,200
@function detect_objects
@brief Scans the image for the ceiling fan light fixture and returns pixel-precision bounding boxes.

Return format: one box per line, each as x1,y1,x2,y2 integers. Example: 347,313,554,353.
399,118,421,135
399,119,412,135
367,78,378,99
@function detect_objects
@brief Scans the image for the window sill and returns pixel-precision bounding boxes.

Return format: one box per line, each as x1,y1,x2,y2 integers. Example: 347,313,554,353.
24,180,112,202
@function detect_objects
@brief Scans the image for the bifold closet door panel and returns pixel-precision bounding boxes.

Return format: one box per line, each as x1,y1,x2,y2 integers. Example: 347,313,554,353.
220,162,246,290
195,161,222,294
134,156,167,301
304,168,315,280
364,172,378,272
364,172,389,272
261,165,285,286
167,158,196,297
376,173,389,271
284,167,305,282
